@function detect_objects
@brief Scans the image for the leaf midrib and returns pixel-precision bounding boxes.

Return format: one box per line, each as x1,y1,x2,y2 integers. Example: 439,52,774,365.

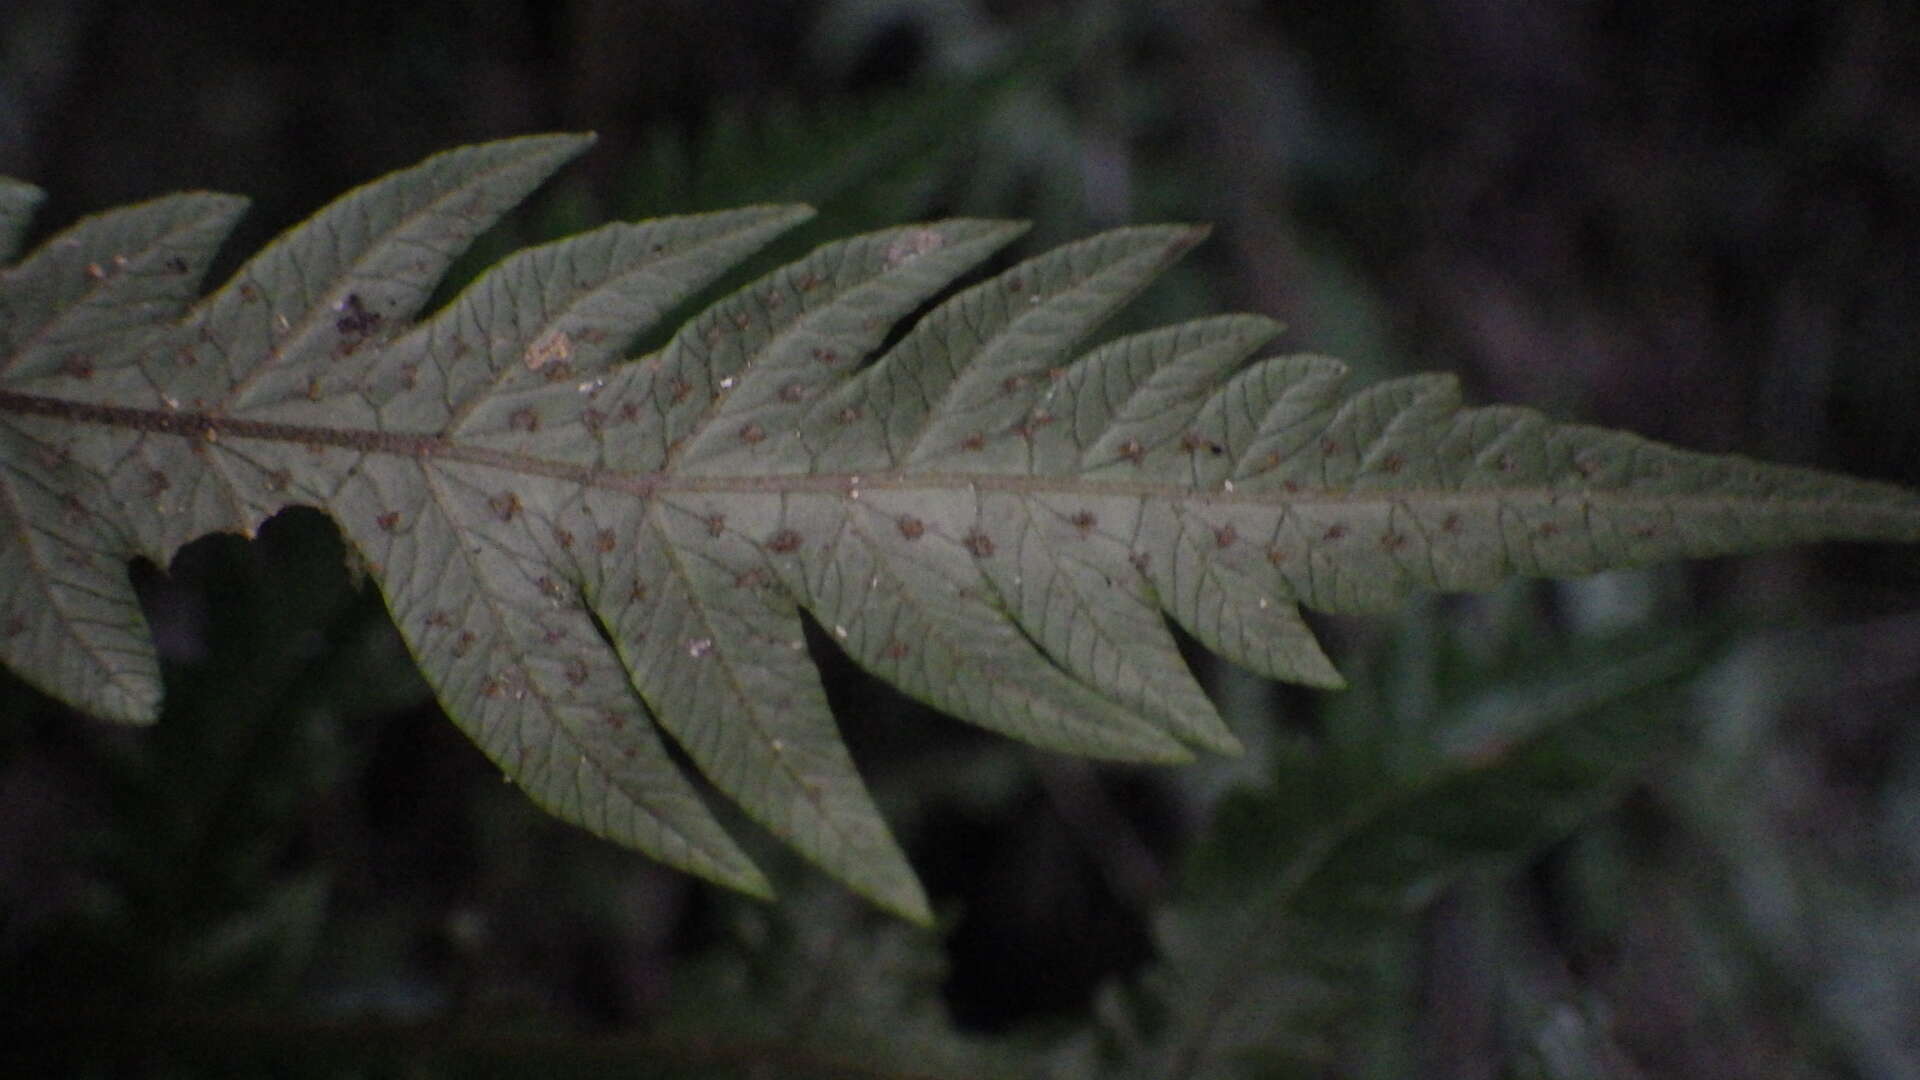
0,388,1893,518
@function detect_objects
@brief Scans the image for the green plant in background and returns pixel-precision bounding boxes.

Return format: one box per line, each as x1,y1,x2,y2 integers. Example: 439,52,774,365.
3,129,1918,1079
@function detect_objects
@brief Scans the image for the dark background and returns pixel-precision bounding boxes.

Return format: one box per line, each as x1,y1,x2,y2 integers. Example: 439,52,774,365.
4,1,1920,1076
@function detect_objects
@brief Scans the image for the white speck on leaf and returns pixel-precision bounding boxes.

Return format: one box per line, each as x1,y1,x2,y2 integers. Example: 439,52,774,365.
719,376,737,390
688,638,714,658
834,625,848,639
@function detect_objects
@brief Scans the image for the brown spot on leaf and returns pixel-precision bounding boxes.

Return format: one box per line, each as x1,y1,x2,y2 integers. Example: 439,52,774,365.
666,378,693,405
1130,551,1152,573
1070,510,1097,535
1323,523,1348,542
768,529,803,554
1382,453,1406,474
732,311,752,330
1381,532,1408,552
1118,438,1145,465
704,513,726,538
375,511,401,532
489,491,521,523
536,576,564,599
145,470,171,497
1321,438,1340,456
897,516,926,540
733,568,768,589
883,641,910,660
604,711,627,731
452,631,476,657
629,579,649,602
963,531,995,557
564,658,590,686
1442,512,1463,534
886,228,945,266
1213,523,1239,549
779,382,809,403
796,272,821,292
165,255,189,274
1266,546,1289,566
264,469,291,492
1536,522,1562,539
553,527,574,550
738,423,766,445
812,347,840,366
509,407,540,433
960,432,987,452
836,406,862,425
524,330,572,371
1001,375,1027,395
61,354,94,380
595,529,618,553
425,611,453,630
581,407,605,435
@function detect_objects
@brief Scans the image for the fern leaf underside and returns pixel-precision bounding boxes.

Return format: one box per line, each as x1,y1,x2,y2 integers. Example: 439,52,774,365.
3,135,1917,920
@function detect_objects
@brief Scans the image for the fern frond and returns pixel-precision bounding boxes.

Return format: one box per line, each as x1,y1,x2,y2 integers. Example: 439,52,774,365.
4,136,1917,920
1103,624,1711,1078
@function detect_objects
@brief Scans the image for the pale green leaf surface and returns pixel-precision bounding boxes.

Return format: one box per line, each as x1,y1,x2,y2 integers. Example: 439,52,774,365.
0,192,244,375
4,135,1919,917
0,420,158,722
0,186,248,722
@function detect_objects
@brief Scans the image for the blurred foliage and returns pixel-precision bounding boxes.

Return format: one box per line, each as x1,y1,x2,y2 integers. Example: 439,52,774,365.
4,0,1920,1076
